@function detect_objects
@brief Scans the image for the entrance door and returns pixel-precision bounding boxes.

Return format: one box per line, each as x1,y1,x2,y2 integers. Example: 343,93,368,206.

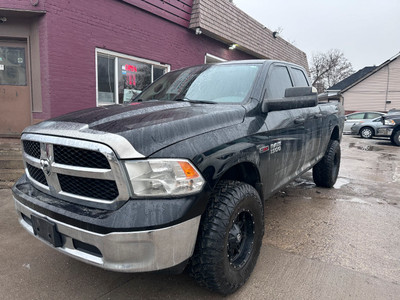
0,40,31,136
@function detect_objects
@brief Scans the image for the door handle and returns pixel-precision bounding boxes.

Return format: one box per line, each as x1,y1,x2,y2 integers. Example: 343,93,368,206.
294,118,305,124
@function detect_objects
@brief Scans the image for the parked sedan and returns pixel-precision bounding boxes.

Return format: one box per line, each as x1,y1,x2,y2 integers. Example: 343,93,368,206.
350,117,383,138
344,111,384,134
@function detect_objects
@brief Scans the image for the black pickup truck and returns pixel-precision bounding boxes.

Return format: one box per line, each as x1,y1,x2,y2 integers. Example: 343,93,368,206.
12,60,344,294
376,110,400,146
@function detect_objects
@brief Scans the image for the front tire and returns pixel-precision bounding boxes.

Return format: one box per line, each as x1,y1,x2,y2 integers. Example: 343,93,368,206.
190,181,264,295
360,127,374,139
391,130,400,146
313,140,341,188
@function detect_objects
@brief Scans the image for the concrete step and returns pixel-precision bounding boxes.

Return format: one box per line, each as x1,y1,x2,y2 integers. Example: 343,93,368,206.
0,158,24,169
0,138,24,189
0,169,24,184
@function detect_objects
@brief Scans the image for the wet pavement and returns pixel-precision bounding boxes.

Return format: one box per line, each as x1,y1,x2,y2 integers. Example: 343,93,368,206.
0,135,399,299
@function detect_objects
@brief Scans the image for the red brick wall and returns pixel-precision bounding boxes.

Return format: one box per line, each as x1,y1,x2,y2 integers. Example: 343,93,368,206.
5,0,253,120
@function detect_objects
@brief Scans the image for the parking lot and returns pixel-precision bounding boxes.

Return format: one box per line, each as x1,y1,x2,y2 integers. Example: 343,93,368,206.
0,134,399,299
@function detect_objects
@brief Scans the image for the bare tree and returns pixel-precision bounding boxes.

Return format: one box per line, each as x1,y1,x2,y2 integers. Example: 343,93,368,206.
309,49,354,93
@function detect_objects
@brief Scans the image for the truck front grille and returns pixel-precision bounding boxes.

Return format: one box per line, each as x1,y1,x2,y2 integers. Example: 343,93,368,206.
26,163,47,186
58,174,118,201
21,134,129,209
23,140,41,159
54,145,111,169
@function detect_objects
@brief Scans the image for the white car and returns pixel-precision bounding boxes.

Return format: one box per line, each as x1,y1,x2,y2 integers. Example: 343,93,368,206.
344,111,384,134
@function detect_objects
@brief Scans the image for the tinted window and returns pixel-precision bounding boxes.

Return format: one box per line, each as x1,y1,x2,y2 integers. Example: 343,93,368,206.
267,66,293,99
346,113,365,120
291,68,309,87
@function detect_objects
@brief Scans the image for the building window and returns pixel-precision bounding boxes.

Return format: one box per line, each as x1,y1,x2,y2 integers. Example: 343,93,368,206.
96,49,170,105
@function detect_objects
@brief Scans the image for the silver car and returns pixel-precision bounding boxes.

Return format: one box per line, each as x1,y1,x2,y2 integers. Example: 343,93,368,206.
344,111,384,134
350,117,383,138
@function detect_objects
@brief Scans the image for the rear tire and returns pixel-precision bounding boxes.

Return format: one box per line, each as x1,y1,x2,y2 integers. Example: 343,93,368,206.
360,127,374,139
391,130,400,146
313,140,341,188
190,181,264,295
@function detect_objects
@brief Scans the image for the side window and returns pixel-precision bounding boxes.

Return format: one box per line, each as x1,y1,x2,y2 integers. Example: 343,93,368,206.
291,68,309,87
267,66,293,99
347,113,365,120
365,113,381,119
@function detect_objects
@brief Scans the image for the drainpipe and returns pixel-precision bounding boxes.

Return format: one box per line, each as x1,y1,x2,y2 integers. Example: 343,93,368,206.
384,65,390,112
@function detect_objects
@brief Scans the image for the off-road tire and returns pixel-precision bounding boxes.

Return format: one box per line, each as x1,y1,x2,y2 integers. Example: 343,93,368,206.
190,180,264,295
391,130,400,146
360,127,374,139
313,140,341,188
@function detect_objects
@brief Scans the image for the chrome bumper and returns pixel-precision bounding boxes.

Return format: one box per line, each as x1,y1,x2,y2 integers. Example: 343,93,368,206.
14,198,200,272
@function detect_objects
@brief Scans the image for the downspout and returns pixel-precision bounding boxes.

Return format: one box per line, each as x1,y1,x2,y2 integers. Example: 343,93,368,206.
384,65,390,112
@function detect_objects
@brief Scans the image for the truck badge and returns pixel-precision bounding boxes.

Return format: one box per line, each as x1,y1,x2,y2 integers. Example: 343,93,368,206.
270,141,282,154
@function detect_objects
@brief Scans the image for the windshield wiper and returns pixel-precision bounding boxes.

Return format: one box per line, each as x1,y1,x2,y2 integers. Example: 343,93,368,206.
174,98,217,104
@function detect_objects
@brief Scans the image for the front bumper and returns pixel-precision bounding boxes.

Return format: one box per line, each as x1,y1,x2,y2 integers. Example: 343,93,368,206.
376,126,393,137
12,175,207,272
350,127,359,135
14,198,200,272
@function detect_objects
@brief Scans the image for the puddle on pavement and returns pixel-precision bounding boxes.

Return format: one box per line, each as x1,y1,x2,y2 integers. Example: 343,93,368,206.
348,143,384,152
333,178,350,189
336,197,371,205
290,177,315,189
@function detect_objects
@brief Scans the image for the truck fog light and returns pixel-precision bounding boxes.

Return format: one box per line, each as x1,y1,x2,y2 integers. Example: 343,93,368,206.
124,159,205,196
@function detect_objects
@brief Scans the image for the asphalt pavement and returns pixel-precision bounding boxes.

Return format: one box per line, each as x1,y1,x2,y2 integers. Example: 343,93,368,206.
0,135,399,299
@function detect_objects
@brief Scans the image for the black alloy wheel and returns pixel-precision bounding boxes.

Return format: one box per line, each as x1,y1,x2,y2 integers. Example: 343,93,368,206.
228,209,255,269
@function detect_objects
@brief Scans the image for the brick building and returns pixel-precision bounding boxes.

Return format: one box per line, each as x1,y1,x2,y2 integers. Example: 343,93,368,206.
0,0,308,136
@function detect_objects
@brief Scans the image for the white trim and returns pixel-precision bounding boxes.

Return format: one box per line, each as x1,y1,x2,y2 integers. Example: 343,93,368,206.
204,53,226,64
95,48,170,106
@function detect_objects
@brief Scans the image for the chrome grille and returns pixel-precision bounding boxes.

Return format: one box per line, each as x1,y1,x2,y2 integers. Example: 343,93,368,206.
58,174,118,200
23,140,41,159
21,134,130,209
26,163,47,186
53,145,110,168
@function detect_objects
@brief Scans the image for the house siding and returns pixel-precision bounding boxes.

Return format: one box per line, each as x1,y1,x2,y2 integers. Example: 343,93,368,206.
342,57,400,112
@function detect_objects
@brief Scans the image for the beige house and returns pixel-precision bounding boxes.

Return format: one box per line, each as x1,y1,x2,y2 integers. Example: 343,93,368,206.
328,52,400,113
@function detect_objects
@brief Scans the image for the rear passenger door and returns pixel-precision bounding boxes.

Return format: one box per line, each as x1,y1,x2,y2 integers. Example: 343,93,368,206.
289,66,323,168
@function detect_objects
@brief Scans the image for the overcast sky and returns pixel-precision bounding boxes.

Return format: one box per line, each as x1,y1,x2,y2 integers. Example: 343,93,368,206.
234,0,400,71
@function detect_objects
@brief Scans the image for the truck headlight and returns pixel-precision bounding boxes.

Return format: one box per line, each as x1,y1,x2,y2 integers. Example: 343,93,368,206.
124,159,205,196
384,119,395,125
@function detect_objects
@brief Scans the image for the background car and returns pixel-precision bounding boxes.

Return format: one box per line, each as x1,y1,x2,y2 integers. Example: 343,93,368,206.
344,111,384,134
350,117,383,138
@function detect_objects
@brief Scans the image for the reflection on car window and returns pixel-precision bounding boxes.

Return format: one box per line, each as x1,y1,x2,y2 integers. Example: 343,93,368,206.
135,64,261,104
291,68,309,87
365,113,382,119
267,66,293,99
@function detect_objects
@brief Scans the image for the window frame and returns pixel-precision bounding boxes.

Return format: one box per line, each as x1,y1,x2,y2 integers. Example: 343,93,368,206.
95,48,170,106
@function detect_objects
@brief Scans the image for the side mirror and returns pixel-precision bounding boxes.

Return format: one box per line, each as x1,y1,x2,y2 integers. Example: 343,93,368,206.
262,87,318,113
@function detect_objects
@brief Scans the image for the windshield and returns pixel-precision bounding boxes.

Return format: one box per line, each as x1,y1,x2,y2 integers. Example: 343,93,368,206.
133,63,261,104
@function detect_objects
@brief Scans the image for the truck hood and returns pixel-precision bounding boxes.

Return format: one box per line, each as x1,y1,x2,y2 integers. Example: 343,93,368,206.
25,101,246,158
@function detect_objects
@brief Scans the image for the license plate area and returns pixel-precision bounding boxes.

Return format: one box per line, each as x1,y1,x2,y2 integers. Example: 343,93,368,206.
31,214,63,247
